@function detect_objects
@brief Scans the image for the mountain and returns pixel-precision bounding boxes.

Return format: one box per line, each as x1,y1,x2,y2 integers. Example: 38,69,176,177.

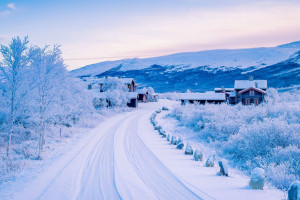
71,41,300,92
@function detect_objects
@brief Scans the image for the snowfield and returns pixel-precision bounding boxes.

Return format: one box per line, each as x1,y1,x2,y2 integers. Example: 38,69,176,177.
0,100,285,200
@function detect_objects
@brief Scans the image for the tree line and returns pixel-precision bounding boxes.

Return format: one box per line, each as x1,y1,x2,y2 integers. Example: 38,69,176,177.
0,37,95,160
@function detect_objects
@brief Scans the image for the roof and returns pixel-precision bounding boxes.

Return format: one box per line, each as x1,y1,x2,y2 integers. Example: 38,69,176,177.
137,88,148,94
214,88,234,92
126,92,138,99
97,77,134,85
94,92,138,99
234,80,267,89
120,78,134,84
238,87,267,94
179,92,226,101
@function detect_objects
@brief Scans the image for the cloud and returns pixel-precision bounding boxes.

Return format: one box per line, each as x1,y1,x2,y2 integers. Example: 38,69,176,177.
0,3,17,16
7,3,16,10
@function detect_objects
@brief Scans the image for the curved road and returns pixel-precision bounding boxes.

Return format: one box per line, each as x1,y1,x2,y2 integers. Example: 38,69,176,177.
1,101,286,200
10,103,206,200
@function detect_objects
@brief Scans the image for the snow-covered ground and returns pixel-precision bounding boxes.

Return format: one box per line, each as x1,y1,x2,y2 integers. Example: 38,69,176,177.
0,100,285,200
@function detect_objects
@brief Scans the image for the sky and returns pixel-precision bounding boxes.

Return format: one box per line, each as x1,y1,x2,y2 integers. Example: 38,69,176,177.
1,0,300,70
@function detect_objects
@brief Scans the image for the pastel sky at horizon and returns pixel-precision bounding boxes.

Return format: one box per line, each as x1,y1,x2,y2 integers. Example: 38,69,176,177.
1,0,300,70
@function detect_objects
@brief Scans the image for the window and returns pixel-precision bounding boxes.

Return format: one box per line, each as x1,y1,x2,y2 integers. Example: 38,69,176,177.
250,90,254,96
246,99,250,105
254,99,259,105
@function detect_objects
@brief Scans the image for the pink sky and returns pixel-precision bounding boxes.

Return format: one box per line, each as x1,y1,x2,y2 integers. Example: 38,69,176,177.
1,0,300,70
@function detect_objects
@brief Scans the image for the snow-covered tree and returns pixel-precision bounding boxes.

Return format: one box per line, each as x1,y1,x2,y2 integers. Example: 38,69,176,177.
0,36,29,158
28,45,67,159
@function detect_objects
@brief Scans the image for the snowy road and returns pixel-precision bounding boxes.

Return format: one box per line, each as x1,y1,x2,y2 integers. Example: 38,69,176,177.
0,101,284,200
2,102,203,200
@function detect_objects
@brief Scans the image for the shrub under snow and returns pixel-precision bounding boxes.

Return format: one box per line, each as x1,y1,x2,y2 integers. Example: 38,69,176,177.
170,88,300,189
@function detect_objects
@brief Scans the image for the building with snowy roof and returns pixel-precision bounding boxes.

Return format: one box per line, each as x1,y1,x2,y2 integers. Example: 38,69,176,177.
179,92,226,105
89,76,139,108
86,77,137,92
214,87,235,93
233,76,267,105
234,80,267,90
137,88,148,102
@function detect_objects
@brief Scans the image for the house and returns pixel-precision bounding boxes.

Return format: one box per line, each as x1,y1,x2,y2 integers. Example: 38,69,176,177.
179,92,226,105
126,92,138,108
233,77,267,105
214,87,234,102
214,87,234,93
92,77,137,92
228,91,236,105
89,77,139,108
117,78,137,92
238,87,266,105
137,88,148,102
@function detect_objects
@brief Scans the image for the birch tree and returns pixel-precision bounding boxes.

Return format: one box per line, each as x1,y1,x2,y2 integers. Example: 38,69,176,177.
29,45,66,159
0,36,29,158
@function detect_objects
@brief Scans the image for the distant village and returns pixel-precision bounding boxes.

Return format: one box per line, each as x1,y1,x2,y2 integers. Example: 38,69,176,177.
180,76,267,106
83,76,158,108
83,76,267,108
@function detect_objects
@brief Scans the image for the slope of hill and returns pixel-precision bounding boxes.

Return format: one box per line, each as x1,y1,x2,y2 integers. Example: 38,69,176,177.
71,41,300,92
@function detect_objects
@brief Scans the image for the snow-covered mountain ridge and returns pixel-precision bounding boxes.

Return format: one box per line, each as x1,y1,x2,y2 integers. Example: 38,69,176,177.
71,41,300,92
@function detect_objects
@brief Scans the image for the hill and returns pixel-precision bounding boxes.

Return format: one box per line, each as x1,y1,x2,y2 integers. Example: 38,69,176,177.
71,41,300,92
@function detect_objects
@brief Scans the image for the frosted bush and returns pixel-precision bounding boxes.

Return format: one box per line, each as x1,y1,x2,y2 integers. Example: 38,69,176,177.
170,89,300,189
266,162,298,189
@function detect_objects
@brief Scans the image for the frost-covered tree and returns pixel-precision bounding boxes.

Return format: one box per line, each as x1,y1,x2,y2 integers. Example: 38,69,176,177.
94,77,129,107
0,36,99,183
0,36,29,157
28,45,67,159
147,87,155,94
101,77,128,92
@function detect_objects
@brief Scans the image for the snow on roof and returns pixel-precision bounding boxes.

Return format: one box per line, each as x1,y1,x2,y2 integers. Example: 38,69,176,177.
234,80,267,89
238,87,267,94
126,92,138,99
97,77,134,85
137,88,148,94
94,92,138,99
214,88,234,91
119,78,134,84
179,92,226,101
